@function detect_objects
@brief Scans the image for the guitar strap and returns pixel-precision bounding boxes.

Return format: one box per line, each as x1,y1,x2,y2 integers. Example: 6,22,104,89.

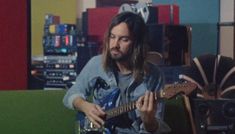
127,73,144,99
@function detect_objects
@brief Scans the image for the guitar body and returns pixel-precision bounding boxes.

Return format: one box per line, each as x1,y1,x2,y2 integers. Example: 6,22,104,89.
76,81,197,134
77,88,120,134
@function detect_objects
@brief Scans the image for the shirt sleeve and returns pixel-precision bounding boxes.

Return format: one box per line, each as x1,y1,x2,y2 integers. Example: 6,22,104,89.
62,56,98,109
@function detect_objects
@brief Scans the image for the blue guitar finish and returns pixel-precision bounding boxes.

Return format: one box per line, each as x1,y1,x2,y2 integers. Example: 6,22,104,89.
97,88,120,110
77,88,120,134
76,77,197,133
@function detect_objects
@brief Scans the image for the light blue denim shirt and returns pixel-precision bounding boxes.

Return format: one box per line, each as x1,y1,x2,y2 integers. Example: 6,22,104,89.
63,55,171,134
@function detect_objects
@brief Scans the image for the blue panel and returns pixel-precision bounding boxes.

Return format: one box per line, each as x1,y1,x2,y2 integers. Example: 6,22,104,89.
191,23,218,57
152,0,220,58
152,0,219,23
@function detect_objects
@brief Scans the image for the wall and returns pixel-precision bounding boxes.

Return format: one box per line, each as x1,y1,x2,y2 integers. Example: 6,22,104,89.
31,0,77,56
219,0,234,58
153,0,220,58
0,0,29,89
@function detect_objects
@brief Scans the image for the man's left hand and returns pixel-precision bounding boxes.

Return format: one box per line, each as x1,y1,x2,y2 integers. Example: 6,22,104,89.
136,90,158,132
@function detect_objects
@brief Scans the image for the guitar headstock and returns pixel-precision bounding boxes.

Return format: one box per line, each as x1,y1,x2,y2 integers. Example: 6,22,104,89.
160,82,197,99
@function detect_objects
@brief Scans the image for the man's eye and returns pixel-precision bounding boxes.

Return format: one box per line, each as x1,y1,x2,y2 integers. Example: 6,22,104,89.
121,38,130,42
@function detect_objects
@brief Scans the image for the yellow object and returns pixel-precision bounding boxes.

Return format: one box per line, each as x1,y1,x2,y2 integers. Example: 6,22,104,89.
31,0,77,56
49,24,56,34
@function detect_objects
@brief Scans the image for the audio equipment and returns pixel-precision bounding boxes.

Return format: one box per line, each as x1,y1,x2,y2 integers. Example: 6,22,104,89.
155,4,179,25
77,42,100,74
192,99,235,134
43,55,77,89
43,14,78,89
86,7,119,45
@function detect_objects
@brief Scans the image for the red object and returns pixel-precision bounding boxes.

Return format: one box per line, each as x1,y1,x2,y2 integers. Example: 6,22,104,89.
155,4,179,24
0,0,29,89
52,15,60,24
65,35,69,46
87,7,119,45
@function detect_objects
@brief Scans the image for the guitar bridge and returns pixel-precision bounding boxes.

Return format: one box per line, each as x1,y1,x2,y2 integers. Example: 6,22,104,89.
80,118,105,134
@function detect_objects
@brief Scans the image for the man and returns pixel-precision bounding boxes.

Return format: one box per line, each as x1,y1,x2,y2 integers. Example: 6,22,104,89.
63,12,170,133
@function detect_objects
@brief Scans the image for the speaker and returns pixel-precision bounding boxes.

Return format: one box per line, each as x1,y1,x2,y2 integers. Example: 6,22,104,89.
77,42,99,74
86,7,119,45
155,4,179,25
147,24,190,65
192,99,235,134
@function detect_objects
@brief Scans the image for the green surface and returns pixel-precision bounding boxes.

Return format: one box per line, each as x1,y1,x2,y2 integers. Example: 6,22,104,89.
0,90,192,134
0,90,76,134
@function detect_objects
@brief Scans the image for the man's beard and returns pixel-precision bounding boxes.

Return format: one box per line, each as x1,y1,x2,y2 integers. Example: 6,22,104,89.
109,48,131,62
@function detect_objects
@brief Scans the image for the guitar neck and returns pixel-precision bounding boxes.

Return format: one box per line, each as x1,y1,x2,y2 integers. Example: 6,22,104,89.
105,100,137,120
105,82,197,120
105,91,163,119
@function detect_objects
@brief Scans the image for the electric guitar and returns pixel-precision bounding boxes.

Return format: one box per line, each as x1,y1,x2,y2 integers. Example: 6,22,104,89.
77,82,197,134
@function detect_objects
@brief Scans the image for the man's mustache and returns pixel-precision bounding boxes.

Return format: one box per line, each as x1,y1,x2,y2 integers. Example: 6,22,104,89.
110,47,120,51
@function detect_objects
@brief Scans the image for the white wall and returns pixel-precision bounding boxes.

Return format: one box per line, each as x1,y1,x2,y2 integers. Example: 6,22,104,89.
220,0,234,22
219,0,234,58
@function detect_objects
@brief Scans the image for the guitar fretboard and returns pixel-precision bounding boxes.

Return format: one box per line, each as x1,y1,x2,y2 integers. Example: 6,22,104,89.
104,91,164,119
104,82,196,120
105,101,136,119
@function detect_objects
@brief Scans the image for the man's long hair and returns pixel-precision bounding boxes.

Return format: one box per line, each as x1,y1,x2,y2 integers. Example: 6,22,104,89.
102,12,149,80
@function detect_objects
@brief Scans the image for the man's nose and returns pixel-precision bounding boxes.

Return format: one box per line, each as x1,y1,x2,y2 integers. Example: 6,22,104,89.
113,38,120,48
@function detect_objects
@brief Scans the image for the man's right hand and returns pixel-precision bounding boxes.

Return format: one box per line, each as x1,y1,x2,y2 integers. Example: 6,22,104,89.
73,97,106,128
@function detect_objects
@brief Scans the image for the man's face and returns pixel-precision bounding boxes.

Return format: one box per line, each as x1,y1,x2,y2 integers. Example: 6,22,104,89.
109,22,133,61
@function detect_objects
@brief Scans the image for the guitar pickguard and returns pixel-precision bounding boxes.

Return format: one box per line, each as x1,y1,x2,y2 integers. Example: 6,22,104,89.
97,88,120,110
77,88,120,134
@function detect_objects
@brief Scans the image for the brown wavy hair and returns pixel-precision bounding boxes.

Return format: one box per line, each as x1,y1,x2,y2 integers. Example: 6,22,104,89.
102,12,149,80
